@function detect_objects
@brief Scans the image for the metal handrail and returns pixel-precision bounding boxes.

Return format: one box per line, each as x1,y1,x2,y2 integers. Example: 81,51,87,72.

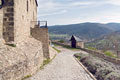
31,21,47,28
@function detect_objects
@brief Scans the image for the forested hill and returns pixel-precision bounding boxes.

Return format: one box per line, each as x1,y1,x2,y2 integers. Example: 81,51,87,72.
49,22,120,40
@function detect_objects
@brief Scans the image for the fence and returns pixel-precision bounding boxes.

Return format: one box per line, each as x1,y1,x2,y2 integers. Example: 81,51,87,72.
31,21,47,28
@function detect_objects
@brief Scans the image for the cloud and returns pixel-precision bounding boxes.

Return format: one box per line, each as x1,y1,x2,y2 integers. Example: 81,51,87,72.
38,0,96,14
38,0,120,25
105,0,120,6
38,10,67,17
69,2,95,6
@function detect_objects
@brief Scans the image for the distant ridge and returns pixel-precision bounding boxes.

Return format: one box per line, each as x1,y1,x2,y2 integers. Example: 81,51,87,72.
49,22,120,40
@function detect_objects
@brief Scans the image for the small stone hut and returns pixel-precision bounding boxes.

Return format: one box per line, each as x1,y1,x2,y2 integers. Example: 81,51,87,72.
70,35,84,48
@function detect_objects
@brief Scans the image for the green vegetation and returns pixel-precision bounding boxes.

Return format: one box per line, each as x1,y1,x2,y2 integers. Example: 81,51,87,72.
40,54,56,69
22,75,32,80
58,40,64,43
49,34,69,40
104,51,117,58
40,59,51,69
63,46,79,50
74,53,120,80
6,44,16,47
53,47,61,53
49,23,113,40
87,47,97,50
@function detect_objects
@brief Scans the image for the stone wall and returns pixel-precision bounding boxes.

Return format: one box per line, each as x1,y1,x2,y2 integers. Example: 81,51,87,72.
14,0,37,44
0,8,3,40
3,0,14,42
76,42,84,48
31,27,50,59
0,37,43,80
2,0,37,43
53,41,120,64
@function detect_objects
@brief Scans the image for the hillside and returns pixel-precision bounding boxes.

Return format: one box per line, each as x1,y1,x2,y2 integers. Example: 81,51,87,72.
49,22,115,40
86,31,120,51
106,23,120,31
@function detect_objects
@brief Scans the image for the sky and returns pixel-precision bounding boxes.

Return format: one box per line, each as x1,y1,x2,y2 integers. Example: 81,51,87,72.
38,0,120,26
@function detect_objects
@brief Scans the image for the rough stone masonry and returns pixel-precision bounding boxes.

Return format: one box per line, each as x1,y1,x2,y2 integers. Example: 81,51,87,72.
0,0,56,80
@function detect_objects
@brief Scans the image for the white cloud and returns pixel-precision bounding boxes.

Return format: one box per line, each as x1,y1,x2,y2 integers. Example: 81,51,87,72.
38,10,67,17
106,0,120,6
69,2,95,6
38,0,120,25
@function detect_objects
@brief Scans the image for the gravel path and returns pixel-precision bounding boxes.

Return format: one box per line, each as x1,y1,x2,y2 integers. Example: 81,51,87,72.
28,46,94,80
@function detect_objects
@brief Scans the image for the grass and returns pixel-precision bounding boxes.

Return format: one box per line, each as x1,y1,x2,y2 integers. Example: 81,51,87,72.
58,40,64,43
50,34,68,37
22,75,32,80
53,47,61,53
40,54,56,69
63,46,79,50
53,43,79,50
104,51,117,58
40,59,51,69
6,44,16,47
87,46,97,50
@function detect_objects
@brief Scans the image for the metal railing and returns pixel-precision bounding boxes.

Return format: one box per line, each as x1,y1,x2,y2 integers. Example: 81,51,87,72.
31,21,47,28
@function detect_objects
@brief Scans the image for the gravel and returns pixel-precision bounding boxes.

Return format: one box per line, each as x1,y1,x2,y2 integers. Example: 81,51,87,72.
28,46,94,80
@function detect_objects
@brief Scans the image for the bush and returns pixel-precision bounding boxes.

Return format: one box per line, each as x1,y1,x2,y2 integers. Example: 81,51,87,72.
58,40,64,43
105,72,120,80
96,68,113,80
74,53,120,80
87,47,97,50
74,53,89,60
104,51,117,58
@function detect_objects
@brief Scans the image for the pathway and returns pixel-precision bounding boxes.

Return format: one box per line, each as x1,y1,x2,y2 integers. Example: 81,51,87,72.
28,46,94,80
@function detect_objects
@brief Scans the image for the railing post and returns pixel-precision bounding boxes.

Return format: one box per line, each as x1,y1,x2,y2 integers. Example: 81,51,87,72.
45,21,47,28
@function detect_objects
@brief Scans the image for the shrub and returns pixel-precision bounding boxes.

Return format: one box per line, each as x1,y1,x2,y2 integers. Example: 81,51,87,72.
75,53,120,80
96,68,113,80
104,51,117,58
58,40,64,43
105,72,120,80
74,53,89,60
87,47,97,50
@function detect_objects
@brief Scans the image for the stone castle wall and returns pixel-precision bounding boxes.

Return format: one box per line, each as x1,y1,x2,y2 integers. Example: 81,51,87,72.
0,0,57,79
14,0,37,44
0,8,3,39
31,27,50,59
3,0,14,42
2,0,37,43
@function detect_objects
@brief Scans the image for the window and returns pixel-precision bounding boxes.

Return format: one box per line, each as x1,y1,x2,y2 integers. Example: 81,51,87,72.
27,0,28,12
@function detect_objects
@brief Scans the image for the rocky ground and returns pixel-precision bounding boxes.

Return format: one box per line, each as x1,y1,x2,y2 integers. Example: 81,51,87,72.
28,46,94,80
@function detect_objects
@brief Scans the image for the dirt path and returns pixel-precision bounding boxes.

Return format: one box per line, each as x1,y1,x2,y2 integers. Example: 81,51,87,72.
28,46,94,80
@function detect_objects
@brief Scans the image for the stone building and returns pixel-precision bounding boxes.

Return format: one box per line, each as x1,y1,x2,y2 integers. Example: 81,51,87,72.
0,0,50,59
0,0,38,43
70,35,84,48
0,0,56,80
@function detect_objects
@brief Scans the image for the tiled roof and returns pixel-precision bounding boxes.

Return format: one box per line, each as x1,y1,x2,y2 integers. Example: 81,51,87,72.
71,35,83,42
